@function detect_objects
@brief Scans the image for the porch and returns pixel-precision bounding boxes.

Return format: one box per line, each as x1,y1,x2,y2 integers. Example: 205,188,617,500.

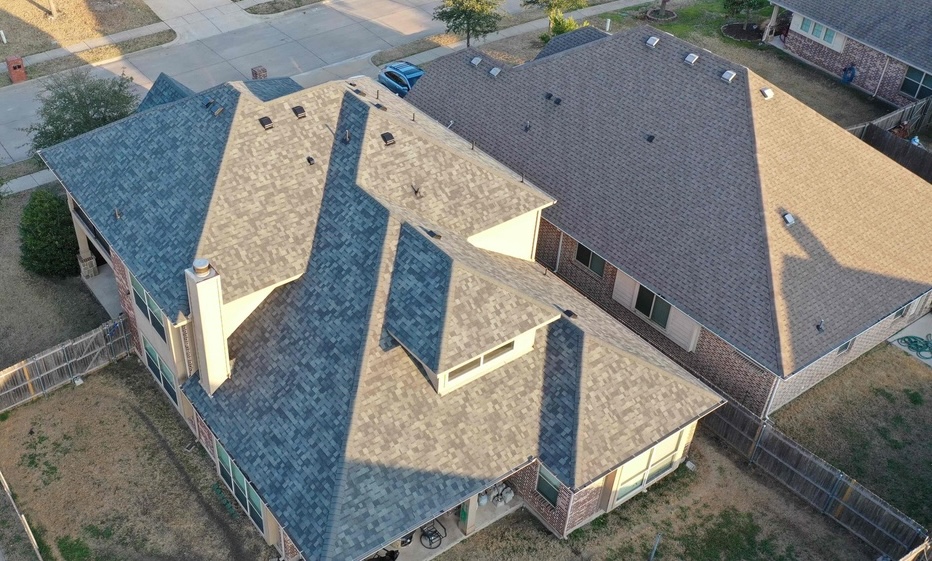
82,262,123,320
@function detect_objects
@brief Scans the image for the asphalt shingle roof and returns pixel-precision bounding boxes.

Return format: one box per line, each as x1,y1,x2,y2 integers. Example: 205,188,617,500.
136,73,195,113
772,0,932,72
407,26,932,376
535,26,609,60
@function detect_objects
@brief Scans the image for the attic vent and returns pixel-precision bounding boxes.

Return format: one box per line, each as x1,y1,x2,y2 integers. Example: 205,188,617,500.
564,309,577,319
306,156,315,165
646,134,655,143
544,92,553,100
470,56,482,66
292,105,306,118
204,99,216,108
354,88,367,97
646,36,660,48
381,132,395,146
721,70,737,83
553,97,562,105
213,106,224,116
760,87,775,99
427,230,442,240
489,67,501,77
685,53,699,65
374,103,388,111
259,116,273,130
782,212,795,226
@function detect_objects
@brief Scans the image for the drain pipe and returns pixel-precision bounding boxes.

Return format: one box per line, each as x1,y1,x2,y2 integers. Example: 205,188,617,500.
554,232,564,273
872,56,891,98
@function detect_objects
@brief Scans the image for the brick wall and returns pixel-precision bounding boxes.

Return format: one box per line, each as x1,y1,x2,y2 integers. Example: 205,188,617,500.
784,31,914,107
535,220,776,416
769,290,932,413
507,461,572,536
110,250,141,356
564,479,604,534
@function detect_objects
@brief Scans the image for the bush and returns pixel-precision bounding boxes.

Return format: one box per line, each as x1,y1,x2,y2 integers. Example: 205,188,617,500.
549,9,589,36
539,32,552,43
20,190,79,278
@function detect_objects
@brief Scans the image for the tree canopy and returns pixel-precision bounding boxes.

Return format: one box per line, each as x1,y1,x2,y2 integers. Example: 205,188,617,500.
20,189,79,278
433,0,503,47
27,68,138,153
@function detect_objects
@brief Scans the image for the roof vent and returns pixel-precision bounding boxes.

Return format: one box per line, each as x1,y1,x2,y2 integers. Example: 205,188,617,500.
721,70,737,83
381,132,395,146
646,134,655,143
374,103,388,111
204,99,216,108
782,212,795,226
306,156,315,165
489,67,501,77
292,105,306,119
193,258,211,278
685,53,699,65
646,36,660,48
427,230,442,240
544,92,553,100
259,116,273,130
470,56,482,66
353,88,367,97
564,309,577,319
760,87,775,99
213,106,224,116
553,97,562,105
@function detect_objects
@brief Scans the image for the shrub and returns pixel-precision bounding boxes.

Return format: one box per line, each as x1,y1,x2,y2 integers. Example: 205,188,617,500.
539,32,552,43
19,190,79,278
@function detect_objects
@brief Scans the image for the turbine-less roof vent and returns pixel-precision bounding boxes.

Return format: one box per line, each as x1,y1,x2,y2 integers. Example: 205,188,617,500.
470,56,482,66
761,87,775,99
381,132,395,146
489,67,501,77
721,70,737,83
259,116,273,130
646,36,660,48
292,105,306,119
782,212,796,226
685,53,699,65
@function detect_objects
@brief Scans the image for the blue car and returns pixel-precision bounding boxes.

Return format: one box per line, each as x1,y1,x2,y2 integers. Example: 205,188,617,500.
377,61,425,98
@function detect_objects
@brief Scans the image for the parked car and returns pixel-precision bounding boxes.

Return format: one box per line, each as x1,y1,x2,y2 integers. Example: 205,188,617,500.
377,61,425,98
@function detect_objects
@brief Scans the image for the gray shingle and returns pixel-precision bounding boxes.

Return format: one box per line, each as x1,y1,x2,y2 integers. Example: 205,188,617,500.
137,73,195,113
772,0,932,72
535,26,610,60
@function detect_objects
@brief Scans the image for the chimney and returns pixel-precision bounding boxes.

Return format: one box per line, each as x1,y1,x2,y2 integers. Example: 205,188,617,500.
185,258,230,395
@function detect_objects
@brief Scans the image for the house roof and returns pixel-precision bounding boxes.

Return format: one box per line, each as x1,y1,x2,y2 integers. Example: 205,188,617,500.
136,73,195,113
771,0,932,73
42,75,723,561
535,26,610,60
406,25,932,377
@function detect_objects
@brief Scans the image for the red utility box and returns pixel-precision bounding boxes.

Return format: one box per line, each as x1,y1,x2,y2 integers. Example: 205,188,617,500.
6,56,26,84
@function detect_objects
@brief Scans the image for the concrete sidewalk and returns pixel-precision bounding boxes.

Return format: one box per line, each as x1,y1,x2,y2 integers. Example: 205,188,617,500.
23,22,173,67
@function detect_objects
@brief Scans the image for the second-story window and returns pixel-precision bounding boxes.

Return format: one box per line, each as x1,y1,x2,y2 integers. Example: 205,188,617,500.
131,272,167,341
575,243,605,276
635,285,671,329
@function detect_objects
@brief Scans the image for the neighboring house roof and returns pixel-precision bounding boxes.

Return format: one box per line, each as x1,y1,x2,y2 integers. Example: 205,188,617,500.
535,26,610,60
43,76,724,561
406,26,932,377
136,73,195,113
771,0,932,73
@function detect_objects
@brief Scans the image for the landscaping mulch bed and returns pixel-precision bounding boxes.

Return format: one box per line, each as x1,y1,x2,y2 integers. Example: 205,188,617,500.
772,343,932,529
721,22,764,41
0,360,276,561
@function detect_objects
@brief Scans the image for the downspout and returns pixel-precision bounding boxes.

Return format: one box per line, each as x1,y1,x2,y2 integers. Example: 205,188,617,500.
872,56,891,98
554,232,564,273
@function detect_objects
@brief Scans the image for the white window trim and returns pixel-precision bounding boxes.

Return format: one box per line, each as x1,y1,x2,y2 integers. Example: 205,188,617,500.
900,66,932,100
536,464,561,507
837,337,856,355
441,338,519,390
574,243,606,277
633,284,671,330
792,13,844,52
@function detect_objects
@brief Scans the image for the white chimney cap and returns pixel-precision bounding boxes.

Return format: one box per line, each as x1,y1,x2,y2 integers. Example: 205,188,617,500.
761,87,775,99
646,36,660,48
721,70,737,83
685,53,699,65
193,258,211,277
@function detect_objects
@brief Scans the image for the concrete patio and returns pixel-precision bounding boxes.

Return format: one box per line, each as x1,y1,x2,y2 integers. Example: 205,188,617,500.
889,313,932,368
83,263,123,320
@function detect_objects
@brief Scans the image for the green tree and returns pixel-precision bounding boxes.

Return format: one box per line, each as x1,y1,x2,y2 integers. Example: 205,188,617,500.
522,0,587,30
723,0,768,29
433,0,503,48
26,68,138,153
550,10,589,36
20,190,79,278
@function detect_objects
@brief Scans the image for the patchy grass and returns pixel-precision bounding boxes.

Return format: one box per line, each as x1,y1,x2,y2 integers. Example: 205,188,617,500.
20,30,176,83
0,360,275,561
772,343,932,528
0,186,110,368
246,0,323,15
438,434,873,560
0,156,46,184
596,0,892,126
0,0,161,59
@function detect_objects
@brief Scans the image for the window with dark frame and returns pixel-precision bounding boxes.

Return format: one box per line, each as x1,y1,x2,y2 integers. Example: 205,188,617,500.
536,464,561,507
634,285,671,329
574,243,605,276
901,66,932,100
215,441,265,533
131,272,167,342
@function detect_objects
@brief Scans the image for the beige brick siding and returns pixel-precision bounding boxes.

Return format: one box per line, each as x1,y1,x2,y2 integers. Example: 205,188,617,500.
507,461,572,536
784,30,914,107
110,249,141,356
564,479,605,534
535,220,776,416
769,290,932,414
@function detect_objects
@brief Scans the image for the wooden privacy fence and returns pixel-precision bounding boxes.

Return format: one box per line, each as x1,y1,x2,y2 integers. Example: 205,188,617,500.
701,401,930,560
0,469,43,560
860,124,932,182
0,316,131,414
847,96,932,140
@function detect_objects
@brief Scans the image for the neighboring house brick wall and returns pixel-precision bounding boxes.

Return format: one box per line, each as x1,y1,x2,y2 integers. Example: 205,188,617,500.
535,220,776,416
769,290,932,414
564,479,605,534
110,249,141,356
507,461,572,536
784,30,914,107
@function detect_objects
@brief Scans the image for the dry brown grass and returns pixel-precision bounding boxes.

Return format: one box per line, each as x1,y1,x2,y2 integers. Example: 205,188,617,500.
372,34,461,67
0,156,46,184
0,360,276,561
23,29,176,80
439,433,873,560
0,0,161,59
0,186,111,368
772,343,932,528
246,0,323,15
